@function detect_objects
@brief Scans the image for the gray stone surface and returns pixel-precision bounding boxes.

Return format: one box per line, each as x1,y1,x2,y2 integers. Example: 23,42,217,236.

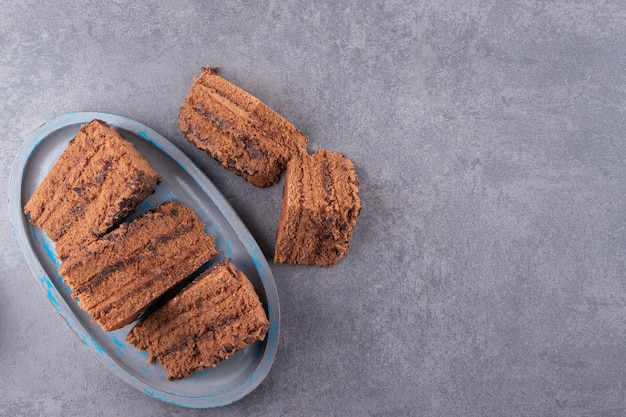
1,0,625,416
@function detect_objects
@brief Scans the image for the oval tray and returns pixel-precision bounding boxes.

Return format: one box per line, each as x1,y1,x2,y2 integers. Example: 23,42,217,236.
8,112,279,408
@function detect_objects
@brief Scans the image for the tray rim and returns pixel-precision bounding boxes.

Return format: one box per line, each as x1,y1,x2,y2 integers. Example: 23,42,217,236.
8,111,280,409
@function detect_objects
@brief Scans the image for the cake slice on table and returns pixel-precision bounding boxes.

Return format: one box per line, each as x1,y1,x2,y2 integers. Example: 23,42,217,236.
126,258,269,380
178,66,308,187
274,150,361,267
24,119,161,261
58,201,219,332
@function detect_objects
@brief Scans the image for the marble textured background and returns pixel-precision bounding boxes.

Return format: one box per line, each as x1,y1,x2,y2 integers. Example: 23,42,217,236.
1,1,625,416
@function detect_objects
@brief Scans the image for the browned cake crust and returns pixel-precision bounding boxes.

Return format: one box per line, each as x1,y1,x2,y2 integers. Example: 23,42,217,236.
126,258,269,380
24,119,161,261
178,66,308,187
274,150,361,267
58,201,219,332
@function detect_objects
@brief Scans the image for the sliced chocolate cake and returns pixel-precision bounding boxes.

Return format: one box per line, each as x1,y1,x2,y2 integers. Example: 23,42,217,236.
24,119,161,261
274,150,361,267
58,201,219,332
126,258,269,380
178,66,308,187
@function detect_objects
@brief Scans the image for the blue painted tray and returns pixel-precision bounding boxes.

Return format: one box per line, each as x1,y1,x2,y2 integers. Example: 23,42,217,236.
8,112,279,408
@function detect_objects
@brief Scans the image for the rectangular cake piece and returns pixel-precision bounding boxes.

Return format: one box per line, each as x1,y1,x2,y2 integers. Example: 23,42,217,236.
179,66,308,187
24,119,161,261
274,150,361,267
126,258,269,380
58,201,219,332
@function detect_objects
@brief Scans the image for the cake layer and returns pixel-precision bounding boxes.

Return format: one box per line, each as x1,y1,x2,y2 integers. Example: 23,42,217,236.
274,150,361,267
178,66,308,187
58,201,219,332
127,258,269,380
24,119,161,260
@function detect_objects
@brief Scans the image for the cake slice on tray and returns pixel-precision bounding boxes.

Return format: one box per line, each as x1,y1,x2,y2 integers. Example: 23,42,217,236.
58,201,219,332
127,258,269,380
24,119,161,261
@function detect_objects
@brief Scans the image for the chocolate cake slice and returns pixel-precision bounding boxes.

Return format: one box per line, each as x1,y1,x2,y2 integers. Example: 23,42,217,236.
24,119,161,261
179,66,308,187
126,258,269,380
58,201,219,332
274,150,361,267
